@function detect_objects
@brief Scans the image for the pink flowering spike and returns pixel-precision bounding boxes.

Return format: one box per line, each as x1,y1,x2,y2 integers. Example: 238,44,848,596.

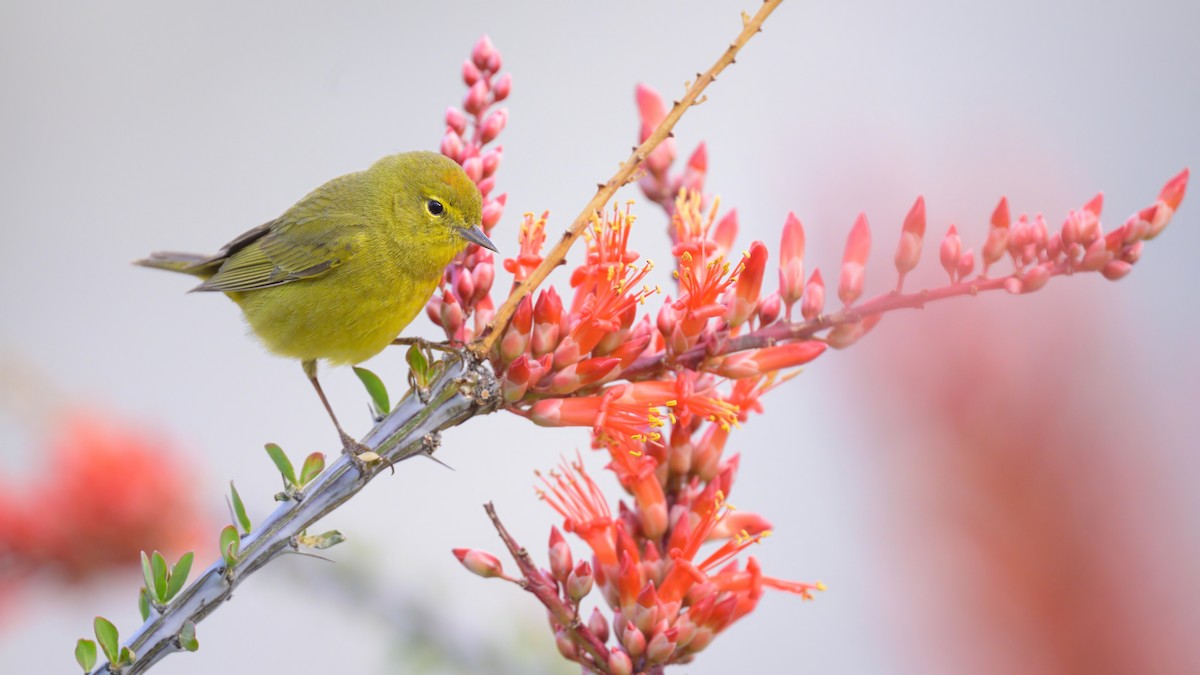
463,80,488,116
800,268,825,321
492,72,512,102
452,548,504,579
894,195,926,289
1148,168,1190,239
728,241,768,329
440,131,465,164
714,208,739,254
939,224,962,283
983,197,1011,275
956,249,975,280
778,211,806,315
838,213,871,306
444,106,467,135
480,108,508,144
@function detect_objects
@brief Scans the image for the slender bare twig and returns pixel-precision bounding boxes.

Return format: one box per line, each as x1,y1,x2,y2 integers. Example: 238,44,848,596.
473,0,785,357
485,502,611,672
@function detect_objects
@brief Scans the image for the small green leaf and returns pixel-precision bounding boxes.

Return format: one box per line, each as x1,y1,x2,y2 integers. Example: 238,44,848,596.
179,621,199,652
299,452,325,486
229,481,252,533
218,525,240,568
139,551,155,603
150,551,168,602
405,344,429,375
75,638,97,672
164,551,194,602
93,616,119,663
138,587,150,621
353,366,390,415
264,443,297,486
118,646,134,666
307,530,346,550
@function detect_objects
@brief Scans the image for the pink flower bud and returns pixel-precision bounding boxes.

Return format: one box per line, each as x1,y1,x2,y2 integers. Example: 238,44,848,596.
635,83,667,135
838,213,871,306
454,269,475,304
452,548,504,579
608,648,633,675
425,293,443,326
1158,167,1189,211
956,249,975,280
471,34,495,71
1004,277,1023,294
589,607,610,644
983,197,1011,275
728,241,768,328
646,627,678,665
656,298,679,340
715,342,826,378
1120,241,1143,264
1102,259,1133,280
681,142,707,194
756,291,782,326
481,147,502,177
554,630,577,661
939,224,961,283
444,106,467,135
492,72,512,101
825,314,881,350
462,156,483,183
502,355,531,403
713,208,739,254
622,621,646,657
477,176,495,197
894,195,926,285
546,357,620,395
461,59,482,86
1020,262,1053,293
471,259,494,303
481,197,504,230
1079,238,1112,272
480,108,508,144
567,560,594,602
801,268,825,321
548,527,573,582
440,131,464,164
778,211,806,315
439,290,463,336
463,80,488,116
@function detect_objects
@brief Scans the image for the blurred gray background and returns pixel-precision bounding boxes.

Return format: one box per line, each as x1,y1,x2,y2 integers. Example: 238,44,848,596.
1,1,1197,673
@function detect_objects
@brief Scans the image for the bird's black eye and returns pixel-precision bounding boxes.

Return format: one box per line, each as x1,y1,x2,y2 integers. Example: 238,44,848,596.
427,199,444,216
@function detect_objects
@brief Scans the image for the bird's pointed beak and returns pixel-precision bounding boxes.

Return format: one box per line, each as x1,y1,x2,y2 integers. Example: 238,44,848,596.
458,224,498,252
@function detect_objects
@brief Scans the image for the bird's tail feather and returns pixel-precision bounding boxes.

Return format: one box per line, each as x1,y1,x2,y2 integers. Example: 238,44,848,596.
133,251,219,278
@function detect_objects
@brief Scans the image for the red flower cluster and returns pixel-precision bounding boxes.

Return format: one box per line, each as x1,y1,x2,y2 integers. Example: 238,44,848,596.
441,41,1188,675
0,413,205,583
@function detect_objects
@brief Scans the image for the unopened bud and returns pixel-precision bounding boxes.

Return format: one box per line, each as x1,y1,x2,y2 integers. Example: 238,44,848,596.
463,80,488,116
608,648,633,675
492,72,512,101
452,548,504,578
838,214,871,305
567,560,594,602
480,108,508,144
548,527,573,583
444,106,467,135
939,224,961,283
801,269,825,321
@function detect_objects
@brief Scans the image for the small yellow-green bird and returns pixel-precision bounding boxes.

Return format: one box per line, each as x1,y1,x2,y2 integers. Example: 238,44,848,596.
136,150,496,455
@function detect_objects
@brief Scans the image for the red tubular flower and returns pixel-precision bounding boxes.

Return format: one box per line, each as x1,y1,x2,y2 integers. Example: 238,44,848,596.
712,342,826,379
503,211,548,282
537,455,617,568
838,213,871,306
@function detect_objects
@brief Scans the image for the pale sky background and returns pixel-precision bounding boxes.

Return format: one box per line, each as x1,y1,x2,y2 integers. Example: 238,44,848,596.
1,1,1197,673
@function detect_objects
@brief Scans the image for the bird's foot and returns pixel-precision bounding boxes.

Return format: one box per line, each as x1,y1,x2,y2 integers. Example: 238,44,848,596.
391,336,457,354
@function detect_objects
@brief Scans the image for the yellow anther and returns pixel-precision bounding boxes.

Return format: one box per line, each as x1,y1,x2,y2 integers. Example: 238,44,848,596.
815,581,827,591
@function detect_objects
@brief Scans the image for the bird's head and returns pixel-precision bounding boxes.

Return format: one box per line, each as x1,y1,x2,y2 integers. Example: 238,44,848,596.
381,151,495,258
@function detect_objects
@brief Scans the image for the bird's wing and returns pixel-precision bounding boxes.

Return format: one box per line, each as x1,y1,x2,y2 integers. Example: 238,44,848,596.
193,174,367,293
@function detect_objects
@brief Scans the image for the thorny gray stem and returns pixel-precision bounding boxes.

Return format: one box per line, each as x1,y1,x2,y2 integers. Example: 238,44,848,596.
91,355,500,675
